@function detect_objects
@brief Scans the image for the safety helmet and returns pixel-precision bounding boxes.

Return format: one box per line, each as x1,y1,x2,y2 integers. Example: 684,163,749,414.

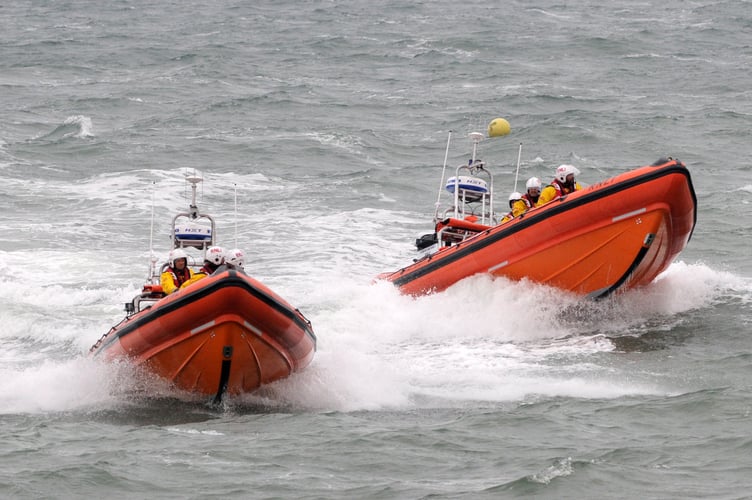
169,248,188,267
555,164,580,184
205,246,225,266
508,191,522,208
525,177,542,191
225,248,245,269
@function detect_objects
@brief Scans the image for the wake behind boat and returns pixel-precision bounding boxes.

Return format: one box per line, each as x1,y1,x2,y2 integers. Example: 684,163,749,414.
90,174,316,403
378,119,697,298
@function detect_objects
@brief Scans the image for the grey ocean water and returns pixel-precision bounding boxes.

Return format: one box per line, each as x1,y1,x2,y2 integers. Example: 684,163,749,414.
2,0,751,498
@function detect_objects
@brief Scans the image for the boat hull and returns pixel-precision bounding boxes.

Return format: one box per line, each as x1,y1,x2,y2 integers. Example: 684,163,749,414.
382,159,697,298
91,269,316,399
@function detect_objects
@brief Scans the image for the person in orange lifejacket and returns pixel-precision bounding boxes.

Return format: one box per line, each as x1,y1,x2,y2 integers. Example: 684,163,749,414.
536,164,582,207
160,248,193,294
180,246,225,289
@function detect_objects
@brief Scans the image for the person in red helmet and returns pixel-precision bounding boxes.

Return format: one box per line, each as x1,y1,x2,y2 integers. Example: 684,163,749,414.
160,248,193,294
536,164,582,207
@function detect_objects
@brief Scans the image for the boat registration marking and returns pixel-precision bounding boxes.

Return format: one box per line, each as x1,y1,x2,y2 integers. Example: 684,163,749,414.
488,261,509,272
612,208,647,223
191,320,216,335
244,321,264,337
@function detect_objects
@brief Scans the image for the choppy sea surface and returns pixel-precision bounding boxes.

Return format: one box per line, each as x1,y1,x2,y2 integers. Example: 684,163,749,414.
2,0,751,498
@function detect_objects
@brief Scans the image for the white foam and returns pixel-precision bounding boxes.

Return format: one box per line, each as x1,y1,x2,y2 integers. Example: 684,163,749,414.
619,261,750,313
5,253,743,413
0,357,120,414
228,261,741,411
3,168,746,414
530,457,574,484
63,115,94,138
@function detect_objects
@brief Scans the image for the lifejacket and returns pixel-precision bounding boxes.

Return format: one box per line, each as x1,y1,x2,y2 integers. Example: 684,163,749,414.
500,210,514,223
200,263,218,275
549,179,577,197
178,262,219,290
167,266,192,288
521,194,536,208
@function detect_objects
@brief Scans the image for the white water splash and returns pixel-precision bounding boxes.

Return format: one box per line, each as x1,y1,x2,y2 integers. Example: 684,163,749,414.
63,115,94,138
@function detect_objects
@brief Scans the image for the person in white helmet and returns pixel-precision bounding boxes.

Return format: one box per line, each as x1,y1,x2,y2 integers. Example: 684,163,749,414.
507,177,542,220
224,248,245,270
522,176,542,208
536,164,582,207
501,192,523,223
160,248,193,294
180,246,225,289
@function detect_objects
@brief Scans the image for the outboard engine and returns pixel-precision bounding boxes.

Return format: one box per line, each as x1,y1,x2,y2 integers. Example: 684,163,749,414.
415,232,437,250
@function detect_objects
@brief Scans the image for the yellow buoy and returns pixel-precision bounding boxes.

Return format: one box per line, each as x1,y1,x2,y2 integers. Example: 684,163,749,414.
487,118,511,137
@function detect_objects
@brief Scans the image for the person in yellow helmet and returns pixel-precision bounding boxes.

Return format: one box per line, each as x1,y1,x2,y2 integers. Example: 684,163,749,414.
536,164,582,207
180,246,225,289
160,248,193,294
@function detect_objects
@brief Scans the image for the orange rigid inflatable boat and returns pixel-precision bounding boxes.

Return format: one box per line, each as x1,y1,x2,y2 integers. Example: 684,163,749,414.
90,173,316,403
378,123,697,299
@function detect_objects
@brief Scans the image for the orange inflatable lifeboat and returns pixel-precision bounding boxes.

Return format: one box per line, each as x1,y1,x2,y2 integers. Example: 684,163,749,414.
378,126,697,299
90,173,316,403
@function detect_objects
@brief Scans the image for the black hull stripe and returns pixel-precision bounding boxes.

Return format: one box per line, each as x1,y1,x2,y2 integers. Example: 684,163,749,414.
212,359,232,405
589,244,651,300
95,270,315,354
392,161,697,288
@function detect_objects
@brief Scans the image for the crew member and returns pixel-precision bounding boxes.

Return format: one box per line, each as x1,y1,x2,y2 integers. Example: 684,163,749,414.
225,248,246,270
536,164,582,206
501,192,523,223
180,246,225,289
522,176,542,208
160,248,192,294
